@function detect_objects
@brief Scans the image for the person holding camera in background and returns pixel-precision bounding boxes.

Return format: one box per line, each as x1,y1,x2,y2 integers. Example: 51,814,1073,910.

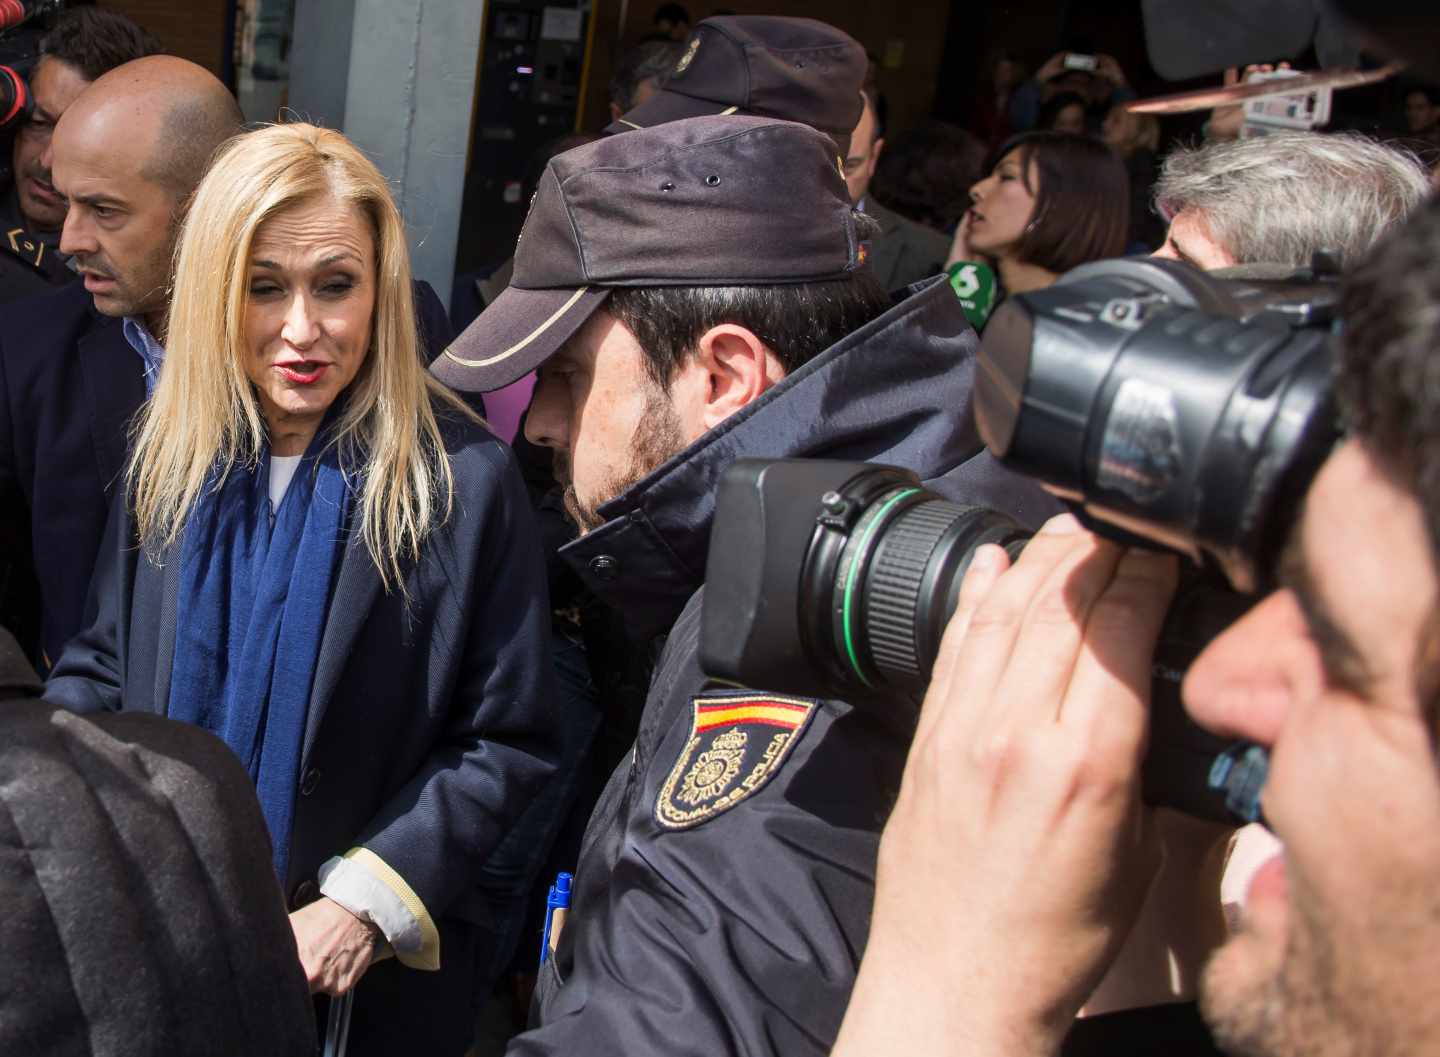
1009,50,1135,136
831,187,1440,1057
0,7,161,304
432,114,1058,1057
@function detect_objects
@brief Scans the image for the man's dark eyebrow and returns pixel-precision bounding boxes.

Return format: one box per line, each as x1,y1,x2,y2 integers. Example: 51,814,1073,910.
31,106,56,124
1277,526,1374,695
72,193,124,209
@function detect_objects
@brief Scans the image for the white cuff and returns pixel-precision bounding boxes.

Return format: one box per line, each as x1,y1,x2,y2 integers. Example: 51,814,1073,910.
319,848,440,971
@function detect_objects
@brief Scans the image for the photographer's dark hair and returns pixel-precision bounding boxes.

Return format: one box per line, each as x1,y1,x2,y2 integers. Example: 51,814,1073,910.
1339,192,1440,560
993,131,1129,273
608,269,890,390
40,8,164,82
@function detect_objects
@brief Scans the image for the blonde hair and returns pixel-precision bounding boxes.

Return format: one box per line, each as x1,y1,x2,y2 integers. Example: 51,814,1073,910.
128,122,476,588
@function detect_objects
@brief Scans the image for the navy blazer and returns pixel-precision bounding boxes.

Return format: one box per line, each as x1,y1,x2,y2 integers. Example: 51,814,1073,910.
0,278,454,671
45,411,559,1054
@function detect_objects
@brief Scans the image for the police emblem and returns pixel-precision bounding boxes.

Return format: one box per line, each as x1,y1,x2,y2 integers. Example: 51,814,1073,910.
656,693,818,830
675,36,701,75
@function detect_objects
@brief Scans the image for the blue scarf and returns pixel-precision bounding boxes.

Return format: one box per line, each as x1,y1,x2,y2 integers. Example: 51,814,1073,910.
167,425,350,880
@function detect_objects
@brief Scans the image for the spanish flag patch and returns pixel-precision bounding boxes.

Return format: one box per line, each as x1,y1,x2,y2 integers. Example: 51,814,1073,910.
655,692,818,830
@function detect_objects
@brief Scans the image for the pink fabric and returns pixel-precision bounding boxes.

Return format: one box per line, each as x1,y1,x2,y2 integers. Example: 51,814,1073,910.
482,372,537,445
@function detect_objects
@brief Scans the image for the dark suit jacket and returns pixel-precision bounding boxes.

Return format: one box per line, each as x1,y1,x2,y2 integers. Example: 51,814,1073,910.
0,279,453,671
44,411,559,1056
862,197,952,292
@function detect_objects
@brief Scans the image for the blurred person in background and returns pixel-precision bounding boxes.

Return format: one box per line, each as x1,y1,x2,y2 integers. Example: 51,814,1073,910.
971,49,1025,150
650,3,690,42
1395,83,1440,169
1011,50,1135,135
606,39,680,126
946,131,1128,329
846,87,951,290
1037,91,1089,135
868,118,986,234
44,123,560,1056
1153,131,1429,270
1103,102,1166,252
0,7,162,302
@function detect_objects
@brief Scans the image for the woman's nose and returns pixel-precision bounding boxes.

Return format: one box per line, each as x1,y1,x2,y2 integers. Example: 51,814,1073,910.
282,293,320,348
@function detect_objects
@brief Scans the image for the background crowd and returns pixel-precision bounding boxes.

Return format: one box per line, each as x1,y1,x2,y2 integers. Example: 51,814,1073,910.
2,4,1440,1057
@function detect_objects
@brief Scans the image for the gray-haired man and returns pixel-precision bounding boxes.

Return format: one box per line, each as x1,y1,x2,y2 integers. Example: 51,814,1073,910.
1152,130,1428,270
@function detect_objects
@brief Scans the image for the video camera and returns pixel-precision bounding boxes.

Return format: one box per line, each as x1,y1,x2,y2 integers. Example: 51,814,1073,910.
0,0,64,188
700,257,1342,825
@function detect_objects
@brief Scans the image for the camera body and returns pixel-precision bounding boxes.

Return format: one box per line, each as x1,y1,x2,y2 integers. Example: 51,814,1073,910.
0,1,67,189
702,258,1341,824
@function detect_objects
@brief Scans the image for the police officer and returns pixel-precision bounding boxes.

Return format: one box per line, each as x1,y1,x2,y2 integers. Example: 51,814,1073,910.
433,116,1061,1057
0,8,161,303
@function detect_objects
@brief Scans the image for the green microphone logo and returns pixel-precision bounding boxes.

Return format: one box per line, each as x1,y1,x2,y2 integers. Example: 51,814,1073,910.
947,260,997,330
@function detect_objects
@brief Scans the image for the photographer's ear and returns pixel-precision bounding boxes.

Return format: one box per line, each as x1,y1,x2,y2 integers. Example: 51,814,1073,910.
676,324,786,436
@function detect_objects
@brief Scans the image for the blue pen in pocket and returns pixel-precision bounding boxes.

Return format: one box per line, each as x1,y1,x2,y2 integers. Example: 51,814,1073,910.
540,871,573,965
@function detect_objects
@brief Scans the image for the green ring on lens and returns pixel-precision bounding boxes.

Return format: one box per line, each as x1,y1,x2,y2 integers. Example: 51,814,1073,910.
843,488,921,686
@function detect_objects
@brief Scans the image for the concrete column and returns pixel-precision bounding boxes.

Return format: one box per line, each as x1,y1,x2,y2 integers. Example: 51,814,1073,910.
288,0,485,311
287,0,357,129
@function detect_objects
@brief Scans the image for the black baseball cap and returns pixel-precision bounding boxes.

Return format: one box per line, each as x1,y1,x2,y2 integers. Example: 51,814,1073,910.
604,16,866,157
433,116,866,394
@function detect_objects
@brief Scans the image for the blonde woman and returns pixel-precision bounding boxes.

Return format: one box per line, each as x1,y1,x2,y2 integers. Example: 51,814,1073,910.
45,123,559,1055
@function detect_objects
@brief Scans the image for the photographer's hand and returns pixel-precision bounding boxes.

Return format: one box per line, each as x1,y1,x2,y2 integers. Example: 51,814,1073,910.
831,515,1178,1057
1036,52,1068,84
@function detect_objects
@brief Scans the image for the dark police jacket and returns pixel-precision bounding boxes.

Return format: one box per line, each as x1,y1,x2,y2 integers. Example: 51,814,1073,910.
511,278,1062,1057
862,197,952,293
43,413,559,1056
0,279,454,671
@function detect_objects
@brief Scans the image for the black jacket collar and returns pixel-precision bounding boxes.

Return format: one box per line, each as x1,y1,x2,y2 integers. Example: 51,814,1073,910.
559,277,1048,638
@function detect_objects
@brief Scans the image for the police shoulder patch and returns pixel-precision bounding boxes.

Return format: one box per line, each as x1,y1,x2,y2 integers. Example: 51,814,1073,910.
655,692,818,830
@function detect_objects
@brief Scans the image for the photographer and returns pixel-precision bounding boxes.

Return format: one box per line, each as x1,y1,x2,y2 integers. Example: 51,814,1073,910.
1010,51,1135,136
0,7,161,303
433,115,1059,1057
832,191,1440,1056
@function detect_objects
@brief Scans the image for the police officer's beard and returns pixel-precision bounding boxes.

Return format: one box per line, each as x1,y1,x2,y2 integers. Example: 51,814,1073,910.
556,385,686,535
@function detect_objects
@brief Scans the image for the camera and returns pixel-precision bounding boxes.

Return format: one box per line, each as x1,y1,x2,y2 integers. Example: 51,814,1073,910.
0,2,61,131
701,257,1341,824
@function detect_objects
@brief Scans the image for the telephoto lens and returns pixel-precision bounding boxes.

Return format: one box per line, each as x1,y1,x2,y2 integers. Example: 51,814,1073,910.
702,459,1026,700
702,457,1259,824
